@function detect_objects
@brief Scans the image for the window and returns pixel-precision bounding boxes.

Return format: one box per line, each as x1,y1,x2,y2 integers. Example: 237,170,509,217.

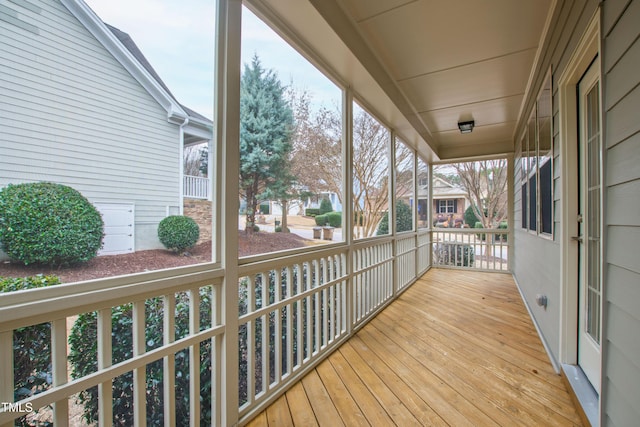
353,102,390,239
519,73,553,236
438,200,456,214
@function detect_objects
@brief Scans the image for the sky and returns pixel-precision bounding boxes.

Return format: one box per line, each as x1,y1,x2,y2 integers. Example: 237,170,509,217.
83,0,340,120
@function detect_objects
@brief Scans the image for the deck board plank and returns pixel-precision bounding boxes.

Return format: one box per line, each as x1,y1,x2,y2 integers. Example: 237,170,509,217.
244,269,582,426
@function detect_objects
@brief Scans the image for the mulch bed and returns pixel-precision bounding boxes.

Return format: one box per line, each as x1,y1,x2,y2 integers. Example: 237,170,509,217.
0,231,309,283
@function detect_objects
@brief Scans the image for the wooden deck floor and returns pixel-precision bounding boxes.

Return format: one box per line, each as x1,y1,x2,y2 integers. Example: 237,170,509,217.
245,269,582,426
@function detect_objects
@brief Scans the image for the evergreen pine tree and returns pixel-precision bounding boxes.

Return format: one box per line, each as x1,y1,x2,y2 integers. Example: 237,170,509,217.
239,55,294,232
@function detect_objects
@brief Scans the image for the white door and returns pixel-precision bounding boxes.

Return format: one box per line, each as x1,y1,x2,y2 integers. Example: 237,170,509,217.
577,58,602,393
94,203,135,255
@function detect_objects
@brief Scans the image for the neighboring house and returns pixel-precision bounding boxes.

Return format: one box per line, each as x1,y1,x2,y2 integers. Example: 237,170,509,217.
0,0,213,256
416,176,469,226
431,177,468,224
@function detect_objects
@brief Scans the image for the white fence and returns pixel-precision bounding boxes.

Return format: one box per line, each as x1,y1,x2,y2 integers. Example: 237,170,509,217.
0,266,225,426
432,228,510,272
184,175,210,199
0,231,430,426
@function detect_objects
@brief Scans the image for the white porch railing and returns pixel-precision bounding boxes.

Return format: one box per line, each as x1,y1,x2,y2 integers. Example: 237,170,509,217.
432,228,510,272
0,231,430,426
184,175,210,199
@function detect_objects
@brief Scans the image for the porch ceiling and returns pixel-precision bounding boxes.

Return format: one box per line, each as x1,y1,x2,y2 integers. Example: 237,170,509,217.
247,0,553,161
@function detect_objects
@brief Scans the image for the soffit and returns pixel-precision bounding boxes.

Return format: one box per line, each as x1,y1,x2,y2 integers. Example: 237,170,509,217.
250,0,553,161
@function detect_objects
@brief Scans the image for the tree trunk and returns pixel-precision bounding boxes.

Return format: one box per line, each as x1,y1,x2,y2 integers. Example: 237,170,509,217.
246,188,257,233
280,200,289,232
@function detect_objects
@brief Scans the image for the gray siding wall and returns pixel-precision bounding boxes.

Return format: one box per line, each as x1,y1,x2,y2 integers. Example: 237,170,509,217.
0,0,181,251
513,0,600,367
602,0,640,425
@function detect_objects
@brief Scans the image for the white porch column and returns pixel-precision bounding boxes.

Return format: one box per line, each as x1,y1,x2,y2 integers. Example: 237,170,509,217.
214,0,241,425
343,88,354,333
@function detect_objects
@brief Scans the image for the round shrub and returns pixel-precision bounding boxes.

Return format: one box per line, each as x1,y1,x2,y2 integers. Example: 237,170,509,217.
325,211,342,228
158,215,199,252
315,214,328,226
0,182,104,266
274,226,290,232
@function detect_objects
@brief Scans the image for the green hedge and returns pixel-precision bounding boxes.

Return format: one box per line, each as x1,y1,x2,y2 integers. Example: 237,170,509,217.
305,208,320,217
315,214,328,226
325,212,342,227
0,182,104,266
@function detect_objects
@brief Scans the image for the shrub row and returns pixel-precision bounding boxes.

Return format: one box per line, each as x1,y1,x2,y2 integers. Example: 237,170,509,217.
305,208,320,217
315,211,341,227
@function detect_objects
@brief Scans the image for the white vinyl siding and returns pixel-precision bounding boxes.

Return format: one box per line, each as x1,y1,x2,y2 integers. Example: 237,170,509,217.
0,0,181,250
603,0,640,424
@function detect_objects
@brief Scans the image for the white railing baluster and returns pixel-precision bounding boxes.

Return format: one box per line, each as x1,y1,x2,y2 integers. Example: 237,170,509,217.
285,267,293,377
163,295,176,426
189,288,201,426
274,269,282,386
322,258,328,349
51,318,69,426
314,261,321,355
97,308,113,426
0,331,13,427
261,273,268,394
132,300,146,427
431,229,510,272
183,175,210,199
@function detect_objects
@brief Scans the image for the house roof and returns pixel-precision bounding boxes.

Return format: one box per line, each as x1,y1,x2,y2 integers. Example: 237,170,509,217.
61,0,212,137
105,23,212,140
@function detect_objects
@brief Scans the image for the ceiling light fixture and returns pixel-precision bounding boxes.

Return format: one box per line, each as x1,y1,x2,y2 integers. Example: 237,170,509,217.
458,120,475,134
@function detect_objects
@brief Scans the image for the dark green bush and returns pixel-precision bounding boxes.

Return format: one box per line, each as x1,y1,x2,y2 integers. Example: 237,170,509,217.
1,275,61,423
315,214,328,226
325,212,342,228
319,198,333,215
377,200,412,235
434,243,475,267
253,224,260,232
69,290,214,426
274,226,290,232
259,203,270,215
157,215,199,252
0,182,104,266
305,208,320,217
464,205,480,226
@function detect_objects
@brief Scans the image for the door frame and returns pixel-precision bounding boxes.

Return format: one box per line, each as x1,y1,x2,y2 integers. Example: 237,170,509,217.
558,12,601,373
